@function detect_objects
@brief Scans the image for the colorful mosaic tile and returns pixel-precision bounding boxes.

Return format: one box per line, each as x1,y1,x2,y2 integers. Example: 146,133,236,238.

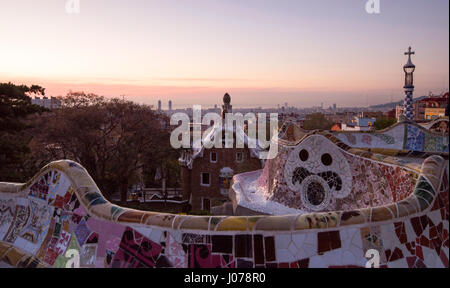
0,125,448,269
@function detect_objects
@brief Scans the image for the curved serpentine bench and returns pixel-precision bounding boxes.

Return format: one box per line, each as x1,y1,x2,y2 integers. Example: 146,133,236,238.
0,153,448,267
277,120,449,154
332,120,449,154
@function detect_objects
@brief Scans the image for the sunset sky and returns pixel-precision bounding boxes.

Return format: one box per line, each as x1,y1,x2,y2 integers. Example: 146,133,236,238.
1,0,448,108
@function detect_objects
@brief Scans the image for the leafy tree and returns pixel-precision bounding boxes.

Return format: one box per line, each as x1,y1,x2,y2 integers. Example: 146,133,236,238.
303,113,333,130
0,82,46,181
373,117,397,130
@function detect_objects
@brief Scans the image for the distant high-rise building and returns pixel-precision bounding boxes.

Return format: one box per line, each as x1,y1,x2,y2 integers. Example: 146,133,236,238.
169,100,172,111
158,100,161,111
333,103,337,111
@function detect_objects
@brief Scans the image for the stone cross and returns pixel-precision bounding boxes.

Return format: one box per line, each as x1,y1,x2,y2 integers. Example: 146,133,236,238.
405,46,415,57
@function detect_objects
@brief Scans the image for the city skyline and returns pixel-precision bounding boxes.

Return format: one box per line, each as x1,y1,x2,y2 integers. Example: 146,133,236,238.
1,0,449,108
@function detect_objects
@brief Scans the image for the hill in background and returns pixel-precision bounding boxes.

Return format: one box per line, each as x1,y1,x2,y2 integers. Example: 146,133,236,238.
369,96,427,111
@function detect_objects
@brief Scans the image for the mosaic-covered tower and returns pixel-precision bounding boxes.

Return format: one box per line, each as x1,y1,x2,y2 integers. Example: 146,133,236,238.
402,46,416,120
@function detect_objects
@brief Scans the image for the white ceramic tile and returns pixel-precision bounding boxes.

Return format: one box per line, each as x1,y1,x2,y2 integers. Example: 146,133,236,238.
387,258,407,268
308,255,327,268
275,233,291,250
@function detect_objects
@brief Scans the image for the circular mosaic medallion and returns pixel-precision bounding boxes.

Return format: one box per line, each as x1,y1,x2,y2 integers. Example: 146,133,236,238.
300,175,331,211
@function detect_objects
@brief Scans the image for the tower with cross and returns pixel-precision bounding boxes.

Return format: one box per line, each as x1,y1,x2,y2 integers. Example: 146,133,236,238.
402,46,416,120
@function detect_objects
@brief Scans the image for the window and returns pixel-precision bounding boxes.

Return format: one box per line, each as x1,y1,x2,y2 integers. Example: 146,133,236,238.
236,152,243,163
201,172,210,186
210,152,217,163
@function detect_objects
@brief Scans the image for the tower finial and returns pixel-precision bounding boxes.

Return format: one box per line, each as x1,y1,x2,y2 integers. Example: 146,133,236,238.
404,46,415,66
223,92,231,104
222,93,232,118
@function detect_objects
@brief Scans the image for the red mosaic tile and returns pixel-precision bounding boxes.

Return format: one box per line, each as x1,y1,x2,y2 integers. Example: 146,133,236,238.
406,256,416,268
317,231,341,254
411,217,424,236
63,191,72,205
235,235,253,258
414,258,427,268
53,195,64,209
429,225,438,239
394,222,408,244
385,247,404,262
437,222,443,234
443,228,448,240
264,237,276,262
406,255,428,268
419,216,428,231
43,248,59,266
415,245,424,261
298,258,309,268
253,235,265,265
440,208,446,221
417,235,431,248
431,238,442,254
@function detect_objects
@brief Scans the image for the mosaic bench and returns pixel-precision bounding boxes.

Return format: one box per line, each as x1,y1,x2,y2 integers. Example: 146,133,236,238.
0,135,448,267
